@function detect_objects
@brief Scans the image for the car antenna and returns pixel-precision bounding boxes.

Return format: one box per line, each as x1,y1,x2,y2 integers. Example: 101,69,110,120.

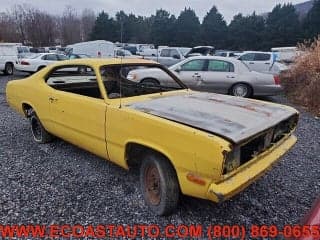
119,19,124,109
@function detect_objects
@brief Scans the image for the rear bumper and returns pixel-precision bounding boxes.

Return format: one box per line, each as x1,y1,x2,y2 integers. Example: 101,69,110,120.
206,134,297,202
15,65,35,72
254,85,283,96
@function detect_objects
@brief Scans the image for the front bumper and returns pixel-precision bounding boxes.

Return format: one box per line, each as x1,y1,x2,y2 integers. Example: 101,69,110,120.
206,134,297,202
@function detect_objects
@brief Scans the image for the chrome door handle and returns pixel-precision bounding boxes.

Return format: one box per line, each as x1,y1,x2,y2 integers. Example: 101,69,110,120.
227,75,235,78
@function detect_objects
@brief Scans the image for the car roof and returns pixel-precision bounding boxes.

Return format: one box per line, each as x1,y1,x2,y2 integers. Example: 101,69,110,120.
50,58,159,67
242,51,272,54
192,46,214,49
186,55,240,63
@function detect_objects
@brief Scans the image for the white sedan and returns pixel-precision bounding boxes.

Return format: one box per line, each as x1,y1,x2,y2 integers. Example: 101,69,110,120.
127,56,283,97
15,53,68,73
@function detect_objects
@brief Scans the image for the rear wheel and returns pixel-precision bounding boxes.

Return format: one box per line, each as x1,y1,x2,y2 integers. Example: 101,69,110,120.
30,110,54,143
4,63,14,75
230,83,252,98
140,153,180,216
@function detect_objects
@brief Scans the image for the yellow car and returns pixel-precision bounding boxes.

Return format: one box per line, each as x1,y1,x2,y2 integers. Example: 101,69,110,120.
6,58,299,215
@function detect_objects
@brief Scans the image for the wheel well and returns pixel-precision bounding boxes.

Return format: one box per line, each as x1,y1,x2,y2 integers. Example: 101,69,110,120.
229,82,254,95
22,103,33,118
5,62,14,66
126,143,173,169
38,66,46,71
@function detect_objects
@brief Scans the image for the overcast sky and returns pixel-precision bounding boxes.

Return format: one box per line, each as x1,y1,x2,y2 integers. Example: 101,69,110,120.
0,0,307,22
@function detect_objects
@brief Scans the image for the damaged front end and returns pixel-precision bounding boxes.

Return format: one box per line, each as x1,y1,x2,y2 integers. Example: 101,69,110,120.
223,113,299,175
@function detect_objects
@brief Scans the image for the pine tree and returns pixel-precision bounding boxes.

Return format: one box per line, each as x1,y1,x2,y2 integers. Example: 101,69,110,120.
201,6,227,49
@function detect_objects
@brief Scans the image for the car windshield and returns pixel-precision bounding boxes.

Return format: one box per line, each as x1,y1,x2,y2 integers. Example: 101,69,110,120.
178,48,191,56
100,64,185,99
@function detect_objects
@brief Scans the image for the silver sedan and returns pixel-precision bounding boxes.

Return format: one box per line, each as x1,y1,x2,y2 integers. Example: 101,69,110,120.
127,56,283,97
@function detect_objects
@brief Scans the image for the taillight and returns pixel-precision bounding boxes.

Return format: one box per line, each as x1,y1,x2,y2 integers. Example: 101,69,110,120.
274,75,281,85
21,61,30,65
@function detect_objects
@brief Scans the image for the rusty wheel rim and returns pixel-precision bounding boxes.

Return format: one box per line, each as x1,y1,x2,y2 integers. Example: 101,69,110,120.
144,165,161,205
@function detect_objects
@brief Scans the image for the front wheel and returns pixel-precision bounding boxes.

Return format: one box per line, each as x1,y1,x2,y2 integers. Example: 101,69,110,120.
140,153,180,216
30,111,54,143
230,83,252,98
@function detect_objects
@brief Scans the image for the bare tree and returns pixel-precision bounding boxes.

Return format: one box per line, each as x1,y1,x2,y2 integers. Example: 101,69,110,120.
23,6,57,46
0,11,20,42
60,6,81,45
81,8,95,41
11,4,29,43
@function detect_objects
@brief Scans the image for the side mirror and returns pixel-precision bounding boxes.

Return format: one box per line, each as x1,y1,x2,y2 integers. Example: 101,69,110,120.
175,66,182,73
172,55,180,59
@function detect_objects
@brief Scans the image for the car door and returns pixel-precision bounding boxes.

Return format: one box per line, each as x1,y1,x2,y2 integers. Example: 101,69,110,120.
238,53,256,71
45,65,108,159
168,49,182,66
200,60,236,93
253,53,272,72
175,59,207,89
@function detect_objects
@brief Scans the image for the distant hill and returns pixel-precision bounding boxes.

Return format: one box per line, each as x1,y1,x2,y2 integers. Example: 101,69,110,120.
262,0,314,19
294,0,314,18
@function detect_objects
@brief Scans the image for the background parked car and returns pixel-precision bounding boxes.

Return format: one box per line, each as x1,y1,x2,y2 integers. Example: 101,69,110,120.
215,50,242,58
144,47,187,66
128,56,282,97
185,46,215,57
0,43,30,75
238,51,288,74
68,53,91,59
30,47,46,53
15,53,68,73
114,48,142,59
67,40,115,58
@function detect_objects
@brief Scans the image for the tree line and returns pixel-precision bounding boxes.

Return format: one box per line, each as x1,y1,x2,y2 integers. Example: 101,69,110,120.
1,1,320,50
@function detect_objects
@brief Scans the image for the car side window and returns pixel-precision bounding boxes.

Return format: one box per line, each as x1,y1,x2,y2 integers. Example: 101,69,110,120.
254,53,271,61
239,53,255,61
46,65,103,99
170,49,180,59
208,60,234,72
160,49,170,57
43,54,58,61
57,55,68,61
181,60,206,71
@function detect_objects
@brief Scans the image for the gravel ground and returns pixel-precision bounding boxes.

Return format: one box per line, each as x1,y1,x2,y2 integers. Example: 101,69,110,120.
0,72,319,237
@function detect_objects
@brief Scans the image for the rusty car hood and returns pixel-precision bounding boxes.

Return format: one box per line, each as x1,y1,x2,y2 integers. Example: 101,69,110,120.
127,92,297,143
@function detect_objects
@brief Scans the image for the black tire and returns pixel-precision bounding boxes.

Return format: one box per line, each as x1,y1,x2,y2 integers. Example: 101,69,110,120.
141,78,160,87
140,153,180,216
4,63,14,75
230,83,252,98
30,111,54,143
